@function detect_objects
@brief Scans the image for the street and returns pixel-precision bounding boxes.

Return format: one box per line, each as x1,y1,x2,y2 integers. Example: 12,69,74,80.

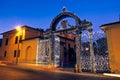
0,65,120,80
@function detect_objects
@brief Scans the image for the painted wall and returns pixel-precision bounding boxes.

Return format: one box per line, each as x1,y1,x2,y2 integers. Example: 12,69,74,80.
0,30,19,62
20,38,38,63
103,23,120,73
0,26,43,63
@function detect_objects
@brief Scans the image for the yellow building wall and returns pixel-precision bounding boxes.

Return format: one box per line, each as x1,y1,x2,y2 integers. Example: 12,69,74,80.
0,26,42,63
20,38,38,63
0,30,20,62
105,24,120,73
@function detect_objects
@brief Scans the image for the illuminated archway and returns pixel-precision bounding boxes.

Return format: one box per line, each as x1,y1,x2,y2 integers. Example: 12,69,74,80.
49,11,81,67
49,9,96,73
50,11,81,31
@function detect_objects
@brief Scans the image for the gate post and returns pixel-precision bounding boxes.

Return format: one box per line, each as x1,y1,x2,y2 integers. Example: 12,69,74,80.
49,30,55,66
88,25,96,73
75,26,82,72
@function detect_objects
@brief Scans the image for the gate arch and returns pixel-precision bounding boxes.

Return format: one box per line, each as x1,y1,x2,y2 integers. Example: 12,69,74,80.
49,9,96,73
49,10,81,68
50,11,81,31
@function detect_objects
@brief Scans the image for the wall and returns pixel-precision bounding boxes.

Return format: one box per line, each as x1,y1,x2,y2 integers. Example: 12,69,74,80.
0,30,19,62
20,38,38,63
0,26,43,63
25,27,43,39
105,23,120,73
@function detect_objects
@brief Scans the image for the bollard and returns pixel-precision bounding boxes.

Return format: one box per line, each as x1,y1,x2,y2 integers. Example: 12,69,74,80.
74,64,79,73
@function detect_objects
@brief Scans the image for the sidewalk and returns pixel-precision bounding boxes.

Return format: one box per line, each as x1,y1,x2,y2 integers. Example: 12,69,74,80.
3,62,105,77
1,61,120,78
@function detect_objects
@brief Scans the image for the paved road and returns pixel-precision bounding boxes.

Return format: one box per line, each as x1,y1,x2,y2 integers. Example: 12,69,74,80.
0,65,120,80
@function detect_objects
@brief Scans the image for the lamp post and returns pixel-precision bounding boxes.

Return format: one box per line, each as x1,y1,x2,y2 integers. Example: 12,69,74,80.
16,26,23,64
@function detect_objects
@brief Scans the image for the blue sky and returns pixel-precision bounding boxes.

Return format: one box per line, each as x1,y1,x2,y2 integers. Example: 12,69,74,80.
0,0,120,37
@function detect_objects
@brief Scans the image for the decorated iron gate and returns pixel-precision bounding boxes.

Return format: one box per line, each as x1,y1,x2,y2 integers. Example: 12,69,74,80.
36,39,49,64
36,36,60,66
81,30,110,73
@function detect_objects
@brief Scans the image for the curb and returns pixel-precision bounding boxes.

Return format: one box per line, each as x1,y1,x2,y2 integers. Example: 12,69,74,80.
103,73,120,77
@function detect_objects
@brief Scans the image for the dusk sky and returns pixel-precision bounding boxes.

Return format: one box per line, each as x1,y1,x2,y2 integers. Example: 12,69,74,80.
0,0,120,38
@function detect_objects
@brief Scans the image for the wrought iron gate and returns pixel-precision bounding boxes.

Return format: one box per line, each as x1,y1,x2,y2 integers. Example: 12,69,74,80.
81,30,110,73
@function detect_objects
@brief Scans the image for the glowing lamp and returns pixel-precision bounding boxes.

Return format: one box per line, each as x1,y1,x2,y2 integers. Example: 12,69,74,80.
16,25,22,31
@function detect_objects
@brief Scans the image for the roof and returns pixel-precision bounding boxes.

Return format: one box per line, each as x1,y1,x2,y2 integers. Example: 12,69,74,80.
57,35,75,41
22,36,44,41
100,21,120,27
0,25,44,35
22,35,75,42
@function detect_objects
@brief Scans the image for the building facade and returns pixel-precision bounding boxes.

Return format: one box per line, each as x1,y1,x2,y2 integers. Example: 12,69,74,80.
100,21,120,73
0,8,111,73
0,25,43,63
0,25,76,67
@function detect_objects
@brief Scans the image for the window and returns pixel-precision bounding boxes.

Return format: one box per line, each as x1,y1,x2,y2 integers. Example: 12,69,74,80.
19,35,22,43
14,50,17,57
5,38,8,45
14,50,20,57
4,51,7,57
18,50,20,57
15,36,18,44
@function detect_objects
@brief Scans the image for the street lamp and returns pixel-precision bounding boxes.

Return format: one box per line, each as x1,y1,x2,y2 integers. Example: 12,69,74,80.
15,26,23,64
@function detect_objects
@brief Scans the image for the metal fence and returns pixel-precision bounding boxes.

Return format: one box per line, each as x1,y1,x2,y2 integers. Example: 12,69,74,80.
81,30,110,73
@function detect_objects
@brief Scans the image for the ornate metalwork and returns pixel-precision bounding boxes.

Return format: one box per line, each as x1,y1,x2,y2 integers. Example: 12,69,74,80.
81,30,110,73
54,36,60,67
45,8,110,73
50,11,81,31
37,39,49,64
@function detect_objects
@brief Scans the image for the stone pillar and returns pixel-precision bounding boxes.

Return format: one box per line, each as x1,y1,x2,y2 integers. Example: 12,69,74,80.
49,31,55,65
88,28,96,73
75,28,82,72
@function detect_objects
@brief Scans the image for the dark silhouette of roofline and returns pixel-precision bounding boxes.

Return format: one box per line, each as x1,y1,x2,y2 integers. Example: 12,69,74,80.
0,25,44,35
100,21,120,27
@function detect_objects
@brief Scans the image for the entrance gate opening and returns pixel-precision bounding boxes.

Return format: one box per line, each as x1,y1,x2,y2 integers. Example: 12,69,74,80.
37,8,110,73
48,8,96,73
